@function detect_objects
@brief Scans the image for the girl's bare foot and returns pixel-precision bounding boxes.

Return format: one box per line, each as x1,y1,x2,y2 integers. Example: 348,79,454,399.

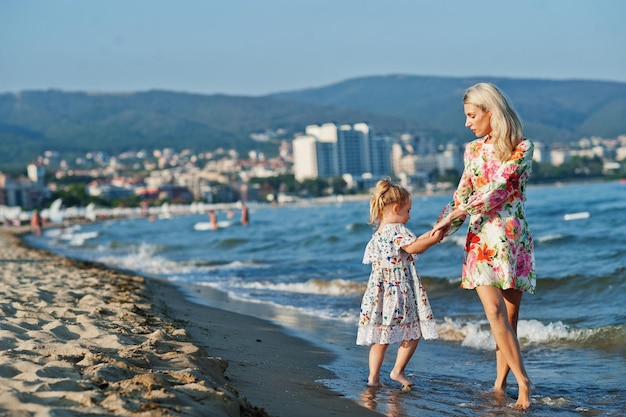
366,380,383,387
389,370,414,388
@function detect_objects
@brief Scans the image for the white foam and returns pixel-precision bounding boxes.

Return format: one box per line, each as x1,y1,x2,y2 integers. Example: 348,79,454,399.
95,242,178,275
436,317,596,350
536,233,566,243
222,278,365,296
445,235,466,247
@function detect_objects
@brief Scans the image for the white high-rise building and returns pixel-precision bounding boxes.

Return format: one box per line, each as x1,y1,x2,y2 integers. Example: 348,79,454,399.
292,122,395,185
292,135,319,181
27,163,46,187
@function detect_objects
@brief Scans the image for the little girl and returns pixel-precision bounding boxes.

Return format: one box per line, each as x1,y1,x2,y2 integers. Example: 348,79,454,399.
356,178,442,390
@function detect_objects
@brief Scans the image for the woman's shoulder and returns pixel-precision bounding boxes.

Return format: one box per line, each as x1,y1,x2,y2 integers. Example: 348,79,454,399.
465,137,485,147
515,138,534,153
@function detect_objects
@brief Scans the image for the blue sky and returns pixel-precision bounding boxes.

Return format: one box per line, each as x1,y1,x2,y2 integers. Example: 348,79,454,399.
1,0,624,96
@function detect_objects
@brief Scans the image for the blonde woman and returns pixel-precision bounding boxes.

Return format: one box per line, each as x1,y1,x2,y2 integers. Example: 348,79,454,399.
432,83,535,409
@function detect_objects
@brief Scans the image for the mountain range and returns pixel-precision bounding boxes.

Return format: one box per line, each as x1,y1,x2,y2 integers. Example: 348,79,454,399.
1,75,625,170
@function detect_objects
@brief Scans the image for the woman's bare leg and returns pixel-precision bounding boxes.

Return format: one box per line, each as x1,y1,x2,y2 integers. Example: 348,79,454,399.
494,289,522,392
390,339,419,387
368,343,389,386
476,286,532,409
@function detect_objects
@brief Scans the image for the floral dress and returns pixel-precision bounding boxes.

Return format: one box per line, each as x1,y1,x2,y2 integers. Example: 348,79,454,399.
439,137,536,293
356,223,438,346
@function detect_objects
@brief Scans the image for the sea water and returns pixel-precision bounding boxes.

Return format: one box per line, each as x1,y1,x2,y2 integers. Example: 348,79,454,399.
25,181,626,416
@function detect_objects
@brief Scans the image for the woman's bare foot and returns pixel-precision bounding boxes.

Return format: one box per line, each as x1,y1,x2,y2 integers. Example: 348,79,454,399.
389,370,414,388
512,381,534,410
493,381,507,398
366,379,383,387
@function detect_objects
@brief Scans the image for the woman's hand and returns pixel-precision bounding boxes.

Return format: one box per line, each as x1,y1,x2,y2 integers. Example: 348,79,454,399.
431,216,452,235
431,207,465,236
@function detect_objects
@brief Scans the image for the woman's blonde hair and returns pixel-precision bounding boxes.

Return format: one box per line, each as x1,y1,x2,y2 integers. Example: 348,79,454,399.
368,178,411,226
463,83,524,162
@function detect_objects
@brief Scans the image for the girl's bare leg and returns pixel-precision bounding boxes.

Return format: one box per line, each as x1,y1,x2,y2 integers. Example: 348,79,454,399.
368,343,389,386
390,339,419,387
494,289,522,392
476,286,532,410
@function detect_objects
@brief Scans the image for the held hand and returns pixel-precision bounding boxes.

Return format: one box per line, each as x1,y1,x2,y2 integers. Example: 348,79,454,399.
418,230,431,239
432,228,445,243
430,216,451,235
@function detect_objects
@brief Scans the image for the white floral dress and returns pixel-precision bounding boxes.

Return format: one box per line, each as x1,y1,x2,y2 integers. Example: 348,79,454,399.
438,137,536,293
356,223,438,346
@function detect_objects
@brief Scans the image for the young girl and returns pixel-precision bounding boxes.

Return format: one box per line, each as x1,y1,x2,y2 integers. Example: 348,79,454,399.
357,178,442,390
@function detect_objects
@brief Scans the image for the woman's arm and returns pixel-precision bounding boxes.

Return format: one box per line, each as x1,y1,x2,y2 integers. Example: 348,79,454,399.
460,140,534,216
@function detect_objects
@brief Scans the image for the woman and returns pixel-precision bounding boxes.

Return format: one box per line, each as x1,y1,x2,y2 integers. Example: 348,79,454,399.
432,83,535,410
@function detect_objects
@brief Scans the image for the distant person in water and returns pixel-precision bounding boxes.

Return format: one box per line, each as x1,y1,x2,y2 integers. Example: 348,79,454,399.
357,178,442,391
208,210,218,230
430,83,535,410
241,203,249,226
30,209,43,237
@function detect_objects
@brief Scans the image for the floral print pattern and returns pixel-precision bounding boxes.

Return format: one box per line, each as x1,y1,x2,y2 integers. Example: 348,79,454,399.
439,138,536,293
357,223,438,346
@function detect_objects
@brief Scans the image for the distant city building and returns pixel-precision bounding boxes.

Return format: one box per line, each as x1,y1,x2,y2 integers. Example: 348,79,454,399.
436,143,464,174
0,166,50,209
550,148,571,166
27,163,46,187
0,173,33,208
292,135,320,181
292,122,393,184
532,141,548,164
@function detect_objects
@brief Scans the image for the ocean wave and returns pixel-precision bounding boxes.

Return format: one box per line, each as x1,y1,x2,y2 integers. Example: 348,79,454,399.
224,278,366,296
443,235,465,247
217,238,249,248
191,259,268,272
536,233,568,244
345,222,370,232
534,270,626,292
44,224,100,247
95,242,179,276
436,317,626,353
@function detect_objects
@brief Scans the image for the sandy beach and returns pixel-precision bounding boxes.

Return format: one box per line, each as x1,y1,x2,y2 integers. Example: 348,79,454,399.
0,229,381,417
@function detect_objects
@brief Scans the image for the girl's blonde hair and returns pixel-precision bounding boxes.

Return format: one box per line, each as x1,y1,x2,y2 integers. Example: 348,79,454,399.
368,178,411,226
463,83,524,162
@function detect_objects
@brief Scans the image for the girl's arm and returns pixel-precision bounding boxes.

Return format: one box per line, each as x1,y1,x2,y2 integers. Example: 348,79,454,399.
403,229,443,254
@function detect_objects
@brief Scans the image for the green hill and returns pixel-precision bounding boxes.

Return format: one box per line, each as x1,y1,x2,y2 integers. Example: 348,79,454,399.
269,75,626,142
1,75,625,169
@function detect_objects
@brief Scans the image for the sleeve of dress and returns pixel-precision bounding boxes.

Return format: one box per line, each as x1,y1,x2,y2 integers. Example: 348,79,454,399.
462,139,534,216
391,224,417,250
435,144,474,236
362,239,376,264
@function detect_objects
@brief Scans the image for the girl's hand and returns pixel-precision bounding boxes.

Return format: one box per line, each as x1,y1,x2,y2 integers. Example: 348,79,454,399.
432,228,445,243
418,230,431,239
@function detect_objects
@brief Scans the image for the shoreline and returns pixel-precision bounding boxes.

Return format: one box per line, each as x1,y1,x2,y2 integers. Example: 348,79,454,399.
1,229,381,416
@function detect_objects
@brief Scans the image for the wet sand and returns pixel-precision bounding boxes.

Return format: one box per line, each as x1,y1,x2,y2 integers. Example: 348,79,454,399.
0,229,381,416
